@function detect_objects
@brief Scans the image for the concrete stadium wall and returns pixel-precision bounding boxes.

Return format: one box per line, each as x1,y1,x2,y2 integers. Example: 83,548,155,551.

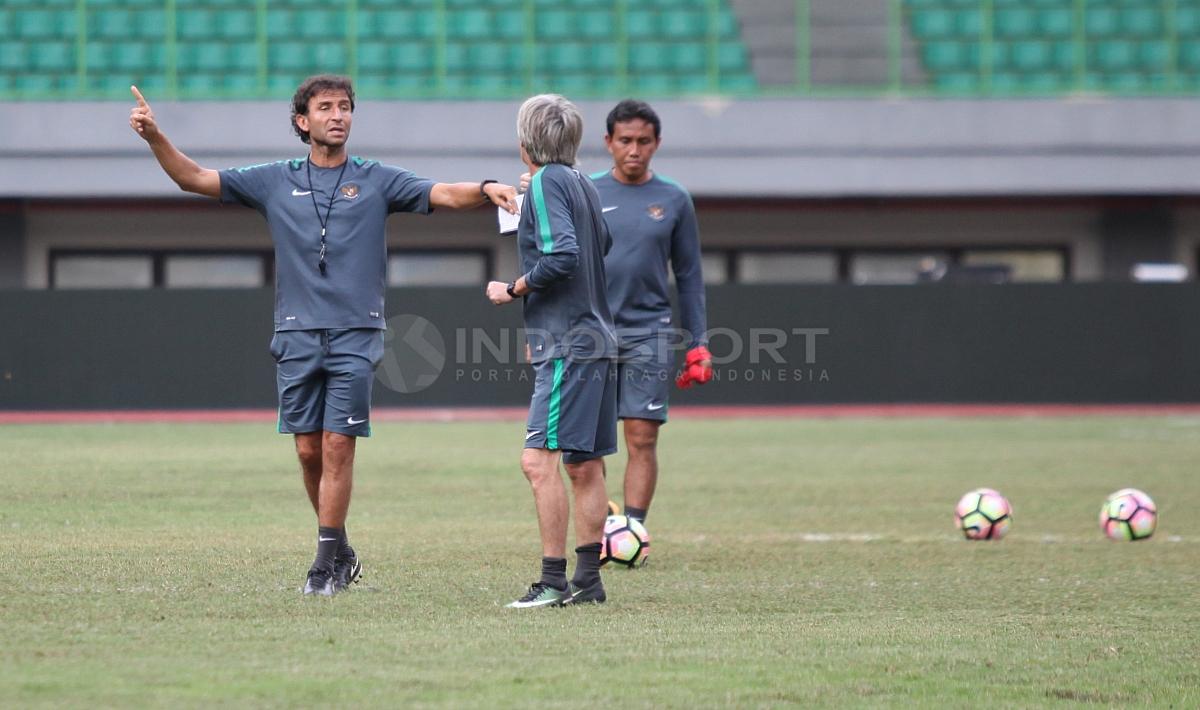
6,99,1200,199
2,284,1197,409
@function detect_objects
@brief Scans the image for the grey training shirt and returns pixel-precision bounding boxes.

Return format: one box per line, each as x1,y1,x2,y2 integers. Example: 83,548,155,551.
590,170,707,347
518,163,617,362
220,156,434,331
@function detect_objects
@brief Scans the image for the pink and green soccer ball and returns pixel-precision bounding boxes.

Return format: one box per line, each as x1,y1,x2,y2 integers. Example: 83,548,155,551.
600,515,650,567
1100,488,1157,541
954,488,1012,540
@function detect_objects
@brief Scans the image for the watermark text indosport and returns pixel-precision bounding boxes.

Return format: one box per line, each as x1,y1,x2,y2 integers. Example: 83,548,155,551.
376,315,831,394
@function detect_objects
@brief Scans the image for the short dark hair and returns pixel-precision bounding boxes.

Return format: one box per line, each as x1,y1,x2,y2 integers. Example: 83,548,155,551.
291,74,355,144
605,99,661,139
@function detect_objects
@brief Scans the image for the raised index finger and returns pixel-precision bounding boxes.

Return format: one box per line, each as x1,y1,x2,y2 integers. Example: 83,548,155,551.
130,85,148,107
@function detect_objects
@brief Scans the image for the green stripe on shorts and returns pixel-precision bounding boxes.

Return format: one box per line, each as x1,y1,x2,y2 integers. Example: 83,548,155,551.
546,358,565,450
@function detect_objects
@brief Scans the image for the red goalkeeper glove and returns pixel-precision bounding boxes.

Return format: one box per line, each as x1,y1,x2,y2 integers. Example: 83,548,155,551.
675,345,713,389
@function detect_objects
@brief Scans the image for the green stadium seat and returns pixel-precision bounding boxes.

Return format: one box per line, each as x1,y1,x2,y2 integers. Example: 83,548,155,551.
994,8,1035,39
90,10,132,40
715,9,740,39
630,43,669,72
662,12,705,40
444,43,468,73
468,42,522,72
360,10,438,41
1119,7,1162,38
956,9,983,37
177,10,218,41
911,10,955,40
0,42,25,71
535,11,574,40
1091,40,1136,71
223,73,263,97
269,43,309,72
1177,8,1200,37
297,11,346,41
634,73,677,96
137,10,167,40
933,72,980,93
922,41,967,72
1138,40,1171,72
1037,8,1073,39
84,42,112,70
676,74,713,94
671,43,706,73
179,42,229,72
17,74,61,95
1084,7,1119,37
578,10,616,40
1051,41,1079,72
1103,72,1149,93
447,10,491,40
312,42,347,71
1019,72,1065,93
31,42,73,72
717,73,758,94
717,41,748,72
492,11,526,40
0,10,11,37
541,42,586,73
1010,41,1051,72
113,43,165,72
229,43,259,72
625,10,659,40
394,43,434,72
989,72,1024,94
358,42,391,72
266,10,297,39
217,10,255,40
180,73,222,95
564,0,610,9
591,42,620,72
1179,42,1200,70
15,10,74,40
268,73,306,97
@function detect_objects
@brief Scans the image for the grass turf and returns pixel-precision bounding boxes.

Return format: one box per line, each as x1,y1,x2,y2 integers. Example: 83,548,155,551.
1,416,1197,708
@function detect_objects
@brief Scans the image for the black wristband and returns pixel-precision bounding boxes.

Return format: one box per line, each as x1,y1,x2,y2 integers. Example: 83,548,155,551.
480,179,498,199
506,281,518,298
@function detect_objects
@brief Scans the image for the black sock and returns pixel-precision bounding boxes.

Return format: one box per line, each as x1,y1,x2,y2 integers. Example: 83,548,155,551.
540,557,568,591
337,526,354,558
572,543,603,588
313,526,339,573
624,505,648,524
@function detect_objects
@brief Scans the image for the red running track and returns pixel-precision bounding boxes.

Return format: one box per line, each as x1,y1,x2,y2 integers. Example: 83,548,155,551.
2,404,1200,425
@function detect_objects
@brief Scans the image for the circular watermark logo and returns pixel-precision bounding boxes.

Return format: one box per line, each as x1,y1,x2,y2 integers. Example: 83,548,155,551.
376,314,446,394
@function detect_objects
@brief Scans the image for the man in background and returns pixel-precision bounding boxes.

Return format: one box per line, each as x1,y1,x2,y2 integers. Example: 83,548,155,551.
591,99,712,526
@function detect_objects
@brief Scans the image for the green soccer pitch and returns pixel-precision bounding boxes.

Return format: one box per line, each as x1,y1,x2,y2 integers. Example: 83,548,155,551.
2,417,1197,707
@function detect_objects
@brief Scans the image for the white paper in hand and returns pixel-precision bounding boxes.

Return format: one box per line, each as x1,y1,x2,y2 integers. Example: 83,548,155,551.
498,193,523,235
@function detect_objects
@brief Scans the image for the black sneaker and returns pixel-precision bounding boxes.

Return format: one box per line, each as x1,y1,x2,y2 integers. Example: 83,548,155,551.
560,579,606,606
506,581,569,608
303,567,335,597
333,549,362,592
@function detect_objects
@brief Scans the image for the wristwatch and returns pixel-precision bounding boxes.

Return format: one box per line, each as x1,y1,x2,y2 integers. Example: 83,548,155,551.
480,179,498,199
506,281,518,298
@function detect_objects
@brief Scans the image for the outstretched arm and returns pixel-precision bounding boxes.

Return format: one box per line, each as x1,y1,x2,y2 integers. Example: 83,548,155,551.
430,181,519,213
129,86,220,199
